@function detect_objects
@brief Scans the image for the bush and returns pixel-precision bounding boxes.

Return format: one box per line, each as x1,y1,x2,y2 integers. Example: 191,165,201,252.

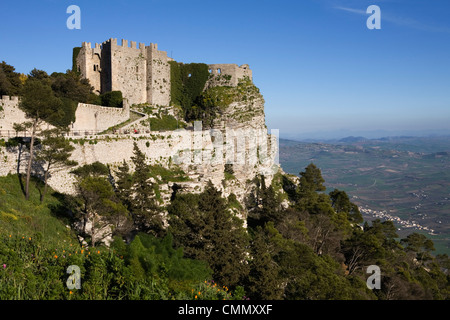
100,91,123,108
169,61,209,118
149,114,180,131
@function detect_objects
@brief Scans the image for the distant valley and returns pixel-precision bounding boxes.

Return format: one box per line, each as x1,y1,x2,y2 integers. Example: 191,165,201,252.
279,135,450,255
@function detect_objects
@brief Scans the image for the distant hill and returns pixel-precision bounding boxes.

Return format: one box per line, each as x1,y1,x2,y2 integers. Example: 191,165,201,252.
338,136,368,143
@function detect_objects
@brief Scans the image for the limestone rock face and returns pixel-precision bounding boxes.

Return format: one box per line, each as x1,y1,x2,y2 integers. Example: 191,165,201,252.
204,79,267,132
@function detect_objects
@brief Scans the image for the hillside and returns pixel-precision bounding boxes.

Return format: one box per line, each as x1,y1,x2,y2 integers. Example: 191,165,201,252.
279,136,450,255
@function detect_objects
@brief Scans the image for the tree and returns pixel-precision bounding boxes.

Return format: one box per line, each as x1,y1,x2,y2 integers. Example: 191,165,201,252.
35,128,77,203
0,61,22,96
76,173,128,246
19,78,64,200
130,142,162,235
401,232,435,264
299,163,326,193
114,160,133,210
246,227,283,299
329,189,363,224
295,163,334,215
247,175,282,229
169,181,249,288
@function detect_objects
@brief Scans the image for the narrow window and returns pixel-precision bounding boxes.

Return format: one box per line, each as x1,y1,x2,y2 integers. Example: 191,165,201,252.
217,68,221,74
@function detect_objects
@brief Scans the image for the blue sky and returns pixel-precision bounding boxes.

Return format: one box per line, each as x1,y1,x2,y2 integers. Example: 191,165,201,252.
1,0,449,139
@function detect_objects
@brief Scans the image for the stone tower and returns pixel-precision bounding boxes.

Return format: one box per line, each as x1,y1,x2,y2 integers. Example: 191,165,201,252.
75,38,172,106
75,38,253,107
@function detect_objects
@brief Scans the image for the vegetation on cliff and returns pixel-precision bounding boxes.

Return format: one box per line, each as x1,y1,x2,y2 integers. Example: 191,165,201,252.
1,157,449,300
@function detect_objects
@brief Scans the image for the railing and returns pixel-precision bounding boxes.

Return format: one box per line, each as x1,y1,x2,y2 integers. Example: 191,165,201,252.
0,129,175,138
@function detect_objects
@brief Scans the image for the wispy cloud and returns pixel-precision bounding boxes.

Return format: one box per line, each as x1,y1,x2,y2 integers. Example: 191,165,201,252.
334,5,450,34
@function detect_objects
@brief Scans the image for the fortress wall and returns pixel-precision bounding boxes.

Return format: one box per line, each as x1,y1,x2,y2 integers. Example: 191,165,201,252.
0,126,278,202
109,39,148,106
77,42,101,94
0,96,128,135
205,64,253,89
235,64,252,82
0,96,25,132
0,96,54,133
76,39,253,108
72,102,130,132
147,43,171,106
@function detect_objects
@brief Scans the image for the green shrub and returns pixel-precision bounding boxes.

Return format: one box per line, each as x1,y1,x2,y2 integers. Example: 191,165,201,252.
72,47,81,74
169,61,209,118
100,91,123,108
149,114,181,131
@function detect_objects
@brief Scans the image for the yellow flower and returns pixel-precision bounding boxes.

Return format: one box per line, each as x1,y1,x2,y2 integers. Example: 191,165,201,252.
195,295,197,299
69,291,73,295
54,255,58,259
198,291,201,295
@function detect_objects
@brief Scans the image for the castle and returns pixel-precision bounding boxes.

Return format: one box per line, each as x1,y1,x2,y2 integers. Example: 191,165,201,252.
1,38,280,215
75,38,253,106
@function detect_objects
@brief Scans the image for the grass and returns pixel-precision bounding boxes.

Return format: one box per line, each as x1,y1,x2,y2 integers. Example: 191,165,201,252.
149,114,185,131
99,110,144,134
0,174,78,249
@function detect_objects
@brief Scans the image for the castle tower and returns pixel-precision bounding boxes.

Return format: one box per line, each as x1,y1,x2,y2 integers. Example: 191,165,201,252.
75,39,171,107
74,38,252,107
146,43,171,106
77,42,102,94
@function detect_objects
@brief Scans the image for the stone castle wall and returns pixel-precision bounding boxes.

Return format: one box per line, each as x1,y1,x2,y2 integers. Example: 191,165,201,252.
0,128,279,201
205,64,253,89
76,43,102,94
76,39,253,107
71,101,130,133
147,43,171,106
0,96,55,134
76,39,172,107
0,96,130,135
0,96,24,132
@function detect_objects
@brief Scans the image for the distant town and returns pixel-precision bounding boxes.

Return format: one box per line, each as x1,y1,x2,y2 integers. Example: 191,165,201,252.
359,206,436,235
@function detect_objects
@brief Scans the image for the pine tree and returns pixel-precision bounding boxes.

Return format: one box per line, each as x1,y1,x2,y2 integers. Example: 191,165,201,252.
130,142,162,236
35,128,77,203
246,227,283,299
169,181,249,288
198,181,250,287
114,160,133,209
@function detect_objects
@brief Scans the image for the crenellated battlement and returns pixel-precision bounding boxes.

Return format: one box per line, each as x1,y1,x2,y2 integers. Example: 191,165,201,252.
1,95,19,103
75,38,252,107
